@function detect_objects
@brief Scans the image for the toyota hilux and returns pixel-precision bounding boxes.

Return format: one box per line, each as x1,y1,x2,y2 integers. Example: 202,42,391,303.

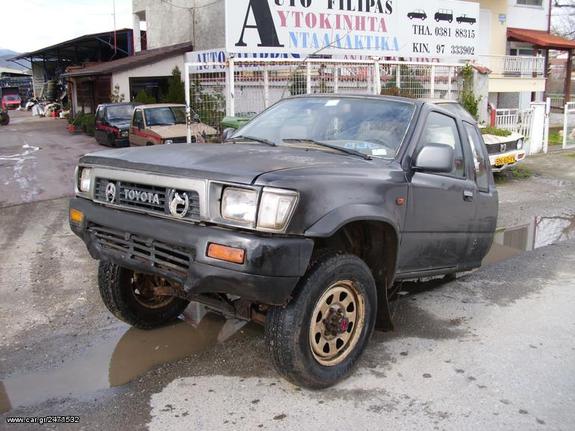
70,95,498,388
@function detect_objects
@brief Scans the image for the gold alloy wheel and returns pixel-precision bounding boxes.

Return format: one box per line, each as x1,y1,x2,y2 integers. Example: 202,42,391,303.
309,280,366,367
131,274,176,309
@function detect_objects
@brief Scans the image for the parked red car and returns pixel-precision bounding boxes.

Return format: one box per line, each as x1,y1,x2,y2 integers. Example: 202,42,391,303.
1,94,21,110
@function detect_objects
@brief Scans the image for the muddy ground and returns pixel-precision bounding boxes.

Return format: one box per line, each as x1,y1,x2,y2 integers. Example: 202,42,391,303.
1,112,574,430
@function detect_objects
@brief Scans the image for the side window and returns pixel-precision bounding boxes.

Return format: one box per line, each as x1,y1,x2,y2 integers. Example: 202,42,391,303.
418,112,466,178
133,109,143,127
464,123,490,192
95,107,104,122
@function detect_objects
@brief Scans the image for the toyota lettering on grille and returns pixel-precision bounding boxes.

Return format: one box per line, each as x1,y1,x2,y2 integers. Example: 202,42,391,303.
123,188,161,205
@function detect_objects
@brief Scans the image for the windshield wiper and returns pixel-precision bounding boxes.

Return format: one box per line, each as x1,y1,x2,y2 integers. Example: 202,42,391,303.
228,135,277,147
282,138,372,160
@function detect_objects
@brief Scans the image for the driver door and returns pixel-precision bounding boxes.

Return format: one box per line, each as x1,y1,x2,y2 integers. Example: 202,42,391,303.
398,110,478,274
130,108,145,146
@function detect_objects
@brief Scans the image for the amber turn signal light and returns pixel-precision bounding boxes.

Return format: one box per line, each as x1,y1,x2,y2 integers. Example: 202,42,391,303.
207,243,245,264
69,208,84,224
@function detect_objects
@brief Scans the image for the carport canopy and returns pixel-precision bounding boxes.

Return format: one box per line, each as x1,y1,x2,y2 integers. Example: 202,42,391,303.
508,28,575,102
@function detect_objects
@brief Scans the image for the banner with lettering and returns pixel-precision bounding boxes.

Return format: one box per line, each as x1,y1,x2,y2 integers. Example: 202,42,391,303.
225,0,479,59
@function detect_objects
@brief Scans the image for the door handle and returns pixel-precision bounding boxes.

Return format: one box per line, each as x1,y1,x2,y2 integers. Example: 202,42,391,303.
463,190,474,202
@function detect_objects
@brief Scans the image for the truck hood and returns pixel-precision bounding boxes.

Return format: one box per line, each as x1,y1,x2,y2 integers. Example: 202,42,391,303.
80,143,375,184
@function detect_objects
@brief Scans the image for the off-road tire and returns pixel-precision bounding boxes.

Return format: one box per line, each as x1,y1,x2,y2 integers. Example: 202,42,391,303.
265,253,377,389
98,261,189,329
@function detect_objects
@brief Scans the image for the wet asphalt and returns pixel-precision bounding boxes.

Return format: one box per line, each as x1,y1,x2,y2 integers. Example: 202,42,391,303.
1,112,575,430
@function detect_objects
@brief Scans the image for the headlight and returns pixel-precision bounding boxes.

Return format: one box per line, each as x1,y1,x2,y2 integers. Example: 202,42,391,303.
257,188,298,231
78,168,92,193
121,130,129,137
164,139,174,145
516,139,524,150
221,187,258,224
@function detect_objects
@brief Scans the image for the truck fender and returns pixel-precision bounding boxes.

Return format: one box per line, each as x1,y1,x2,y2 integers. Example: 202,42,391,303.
304,204,400,332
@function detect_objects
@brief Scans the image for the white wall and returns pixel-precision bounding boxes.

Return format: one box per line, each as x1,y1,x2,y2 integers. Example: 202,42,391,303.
132,0,224,51
111,54,185,101
506,0,549,31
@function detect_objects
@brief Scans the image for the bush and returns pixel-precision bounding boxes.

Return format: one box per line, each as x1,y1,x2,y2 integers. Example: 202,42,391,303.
80,114,96,136
480,127,512,137
134,90,157,104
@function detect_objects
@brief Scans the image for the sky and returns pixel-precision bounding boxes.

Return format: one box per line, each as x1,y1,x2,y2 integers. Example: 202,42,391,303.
0,0,133,53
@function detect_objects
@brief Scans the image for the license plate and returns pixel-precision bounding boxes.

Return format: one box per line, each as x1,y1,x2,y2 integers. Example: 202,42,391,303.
495,154,516,166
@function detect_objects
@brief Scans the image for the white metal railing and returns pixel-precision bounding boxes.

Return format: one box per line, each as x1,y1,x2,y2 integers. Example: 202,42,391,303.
495,108,534,142
478,55,545,77
185,58,466,125
549,93,575,110
563,102,575,149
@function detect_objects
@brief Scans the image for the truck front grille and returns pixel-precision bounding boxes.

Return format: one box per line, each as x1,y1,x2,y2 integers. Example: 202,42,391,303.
89,225,193,275
486,140,518,155
94,178,201,220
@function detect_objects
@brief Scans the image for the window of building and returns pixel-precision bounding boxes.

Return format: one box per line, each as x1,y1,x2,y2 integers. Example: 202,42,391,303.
516,0,543,6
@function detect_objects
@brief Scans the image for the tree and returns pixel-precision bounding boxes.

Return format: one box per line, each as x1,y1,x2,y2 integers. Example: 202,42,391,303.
162,67,186,104
552,0,575,38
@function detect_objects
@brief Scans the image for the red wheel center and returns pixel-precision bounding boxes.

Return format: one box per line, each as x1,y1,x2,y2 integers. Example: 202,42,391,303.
339,317,350,333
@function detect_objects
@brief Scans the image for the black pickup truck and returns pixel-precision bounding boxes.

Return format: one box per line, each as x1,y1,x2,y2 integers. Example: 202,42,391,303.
70,95,498,388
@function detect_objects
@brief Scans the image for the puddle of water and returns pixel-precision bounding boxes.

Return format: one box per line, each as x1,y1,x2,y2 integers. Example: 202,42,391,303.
484,213,575,265
0,311,248,413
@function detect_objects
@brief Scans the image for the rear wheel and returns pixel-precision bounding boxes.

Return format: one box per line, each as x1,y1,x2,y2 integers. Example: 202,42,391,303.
98,261,190,329
265,253,377,389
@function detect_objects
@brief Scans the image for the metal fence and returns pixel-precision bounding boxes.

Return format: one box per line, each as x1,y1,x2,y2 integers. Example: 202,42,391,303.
563,102,575,149
495,108,534,143
184,58,466,132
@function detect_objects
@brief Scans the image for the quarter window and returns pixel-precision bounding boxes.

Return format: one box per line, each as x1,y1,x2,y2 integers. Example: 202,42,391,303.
418,112,466,178
464,123,490,191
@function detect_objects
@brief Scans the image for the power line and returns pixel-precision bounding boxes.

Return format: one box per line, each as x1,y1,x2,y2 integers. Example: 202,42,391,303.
160,0,223,11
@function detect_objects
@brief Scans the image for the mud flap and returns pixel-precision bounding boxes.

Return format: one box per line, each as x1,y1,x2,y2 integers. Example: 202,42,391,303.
376,280,394,332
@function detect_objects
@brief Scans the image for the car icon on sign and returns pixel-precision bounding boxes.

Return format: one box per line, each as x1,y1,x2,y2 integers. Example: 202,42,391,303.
434,9,453,23
407,9,427,20
456,14,476,24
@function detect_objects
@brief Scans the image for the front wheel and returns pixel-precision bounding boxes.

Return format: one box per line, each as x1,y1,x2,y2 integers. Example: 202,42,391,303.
98,261,190,329
265,253,377,389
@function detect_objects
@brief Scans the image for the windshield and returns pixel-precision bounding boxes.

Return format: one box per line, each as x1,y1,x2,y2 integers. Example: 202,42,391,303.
144,107,186,126
233,97,415,158
5,95,19,101
107,105,134,121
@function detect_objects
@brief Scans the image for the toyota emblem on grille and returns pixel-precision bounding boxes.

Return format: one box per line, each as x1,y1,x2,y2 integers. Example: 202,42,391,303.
168,190,190,218
105,182,117,203
500,143,507,153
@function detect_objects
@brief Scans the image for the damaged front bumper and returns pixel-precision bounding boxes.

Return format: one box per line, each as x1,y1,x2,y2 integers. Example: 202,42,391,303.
69,198,314,305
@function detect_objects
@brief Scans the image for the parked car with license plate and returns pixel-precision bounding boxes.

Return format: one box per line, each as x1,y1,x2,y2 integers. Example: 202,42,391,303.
95,103,141,147
481,131,526,172
130,104,218,146
70,95,498,389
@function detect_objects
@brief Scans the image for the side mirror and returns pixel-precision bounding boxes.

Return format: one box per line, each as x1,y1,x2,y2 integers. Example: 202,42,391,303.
413,144,454,173
222,128,235,141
